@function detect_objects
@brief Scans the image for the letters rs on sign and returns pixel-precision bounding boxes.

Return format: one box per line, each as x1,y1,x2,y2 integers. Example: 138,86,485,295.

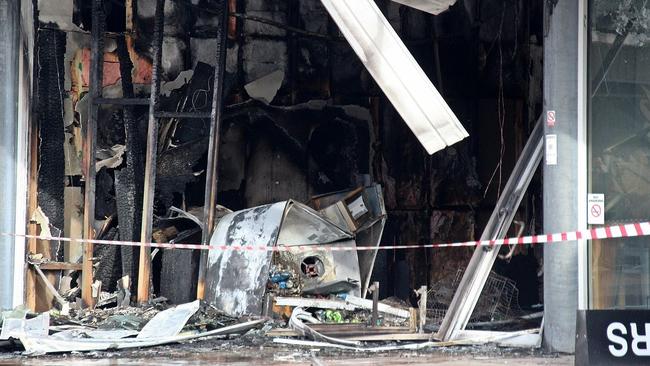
576,310,650,366
607,322,650,357
547,110,556,127
588,193,605,225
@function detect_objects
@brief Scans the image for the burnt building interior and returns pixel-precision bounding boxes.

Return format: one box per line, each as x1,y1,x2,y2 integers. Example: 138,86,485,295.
29,0,545,325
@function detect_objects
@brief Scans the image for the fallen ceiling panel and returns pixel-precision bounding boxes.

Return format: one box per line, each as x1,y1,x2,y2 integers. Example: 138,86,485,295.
320,0,468,155
436,118,544,341
390,0,458,15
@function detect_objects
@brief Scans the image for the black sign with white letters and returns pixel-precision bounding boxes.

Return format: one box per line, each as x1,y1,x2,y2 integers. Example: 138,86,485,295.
576,310,650,365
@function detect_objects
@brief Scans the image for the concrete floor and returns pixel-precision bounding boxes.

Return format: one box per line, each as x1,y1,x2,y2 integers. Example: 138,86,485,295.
0,354,575,365
0,342,573,365
0,330,572,365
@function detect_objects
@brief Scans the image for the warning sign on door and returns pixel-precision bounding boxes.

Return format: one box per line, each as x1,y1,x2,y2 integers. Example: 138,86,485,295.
588,194,605,225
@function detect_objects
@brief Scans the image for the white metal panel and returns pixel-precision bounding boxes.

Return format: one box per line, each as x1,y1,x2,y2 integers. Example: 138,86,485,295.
205,202,287,316
390,0,457,15
13,0,34,308
320,0,468,155
436,119,544,341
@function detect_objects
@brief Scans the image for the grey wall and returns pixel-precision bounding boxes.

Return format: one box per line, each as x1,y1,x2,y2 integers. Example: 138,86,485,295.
543,0,579,353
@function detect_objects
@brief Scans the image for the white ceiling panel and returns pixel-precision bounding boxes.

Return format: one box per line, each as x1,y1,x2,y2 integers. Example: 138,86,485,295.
320,0,468,154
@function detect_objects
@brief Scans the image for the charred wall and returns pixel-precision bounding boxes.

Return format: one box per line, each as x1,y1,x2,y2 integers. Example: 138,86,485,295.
208,0,544,305
33,0,544,307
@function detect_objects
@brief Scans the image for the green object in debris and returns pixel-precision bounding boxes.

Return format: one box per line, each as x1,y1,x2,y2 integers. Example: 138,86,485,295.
324,310,343,323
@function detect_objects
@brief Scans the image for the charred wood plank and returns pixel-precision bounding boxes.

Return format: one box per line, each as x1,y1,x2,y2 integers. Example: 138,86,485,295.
197,0,229,300
82,0,105,308
137,0,166,304
115,35,145,293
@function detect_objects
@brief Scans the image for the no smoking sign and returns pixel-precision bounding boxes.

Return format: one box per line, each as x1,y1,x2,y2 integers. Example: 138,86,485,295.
588,194,605,225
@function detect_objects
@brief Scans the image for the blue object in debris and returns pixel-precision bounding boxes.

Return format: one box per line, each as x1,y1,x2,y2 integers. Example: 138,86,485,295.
270,272,291,283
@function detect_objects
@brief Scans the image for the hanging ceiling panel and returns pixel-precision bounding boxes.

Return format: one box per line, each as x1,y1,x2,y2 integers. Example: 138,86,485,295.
320,0,468,155
390,0,458,15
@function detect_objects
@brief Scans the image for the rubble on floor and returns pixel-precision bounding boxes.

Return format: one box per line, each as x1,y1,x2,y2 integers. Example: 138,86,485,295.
0,299,262,355
0,295,541,356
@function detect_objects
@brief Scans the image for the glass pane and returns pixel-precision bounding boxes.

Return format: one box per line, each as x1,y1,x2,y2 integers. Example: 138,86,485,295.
588,0,650,309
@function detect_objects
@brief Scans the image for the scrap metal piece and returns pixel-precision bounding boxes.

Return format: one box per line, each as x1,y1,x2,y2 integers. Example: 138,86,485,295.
356,218,387,298
205,202,286,316
277,202,353,245
436,118,544,341
137,300,200,339
310,184,387,297
0,313,50,340
390,0,458,15
319,0,468,154
205,200,355,316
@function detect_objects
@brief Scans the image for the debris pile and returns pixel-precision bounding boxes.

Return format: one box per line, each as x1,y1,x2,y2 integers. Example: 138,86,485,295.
0,299,263,355
204,184,387,316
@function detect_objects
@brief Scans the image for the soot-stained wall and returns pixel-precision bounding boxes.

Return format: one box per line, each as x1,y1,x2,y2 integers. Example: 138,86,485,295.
207,0,544,303
35,0,544,305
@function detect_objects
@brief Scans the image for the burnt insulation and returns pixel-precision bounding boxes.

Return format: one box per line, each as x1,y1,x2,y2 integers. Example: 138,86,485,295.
36,29,66,234
114,36,145,289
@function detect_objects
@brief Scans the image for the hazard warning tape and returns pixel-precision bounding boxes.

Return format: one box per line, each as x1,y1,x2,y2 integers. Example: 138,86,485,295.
2,221,650,252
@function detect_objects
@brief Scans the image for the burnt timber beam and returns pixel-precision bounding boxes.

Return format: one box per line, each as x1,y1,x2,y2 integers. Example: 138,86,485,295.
137,0,165,304
81,0,105,308
197,0,228,300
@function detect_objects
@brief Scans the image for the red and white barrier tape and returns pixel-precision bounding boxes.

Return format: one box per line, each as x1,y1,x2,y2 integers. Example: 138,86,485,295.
2,221,650,252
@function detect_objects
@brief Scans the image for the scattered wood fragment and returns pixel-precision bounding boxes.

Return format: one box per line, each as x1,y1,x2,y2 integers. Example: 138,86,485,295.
274,296,410,319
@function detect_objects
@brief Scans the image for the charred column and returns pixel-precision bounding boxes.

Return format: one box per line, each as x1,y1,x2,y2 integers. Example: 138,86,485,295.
115,36,145,292
197,0,229,300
